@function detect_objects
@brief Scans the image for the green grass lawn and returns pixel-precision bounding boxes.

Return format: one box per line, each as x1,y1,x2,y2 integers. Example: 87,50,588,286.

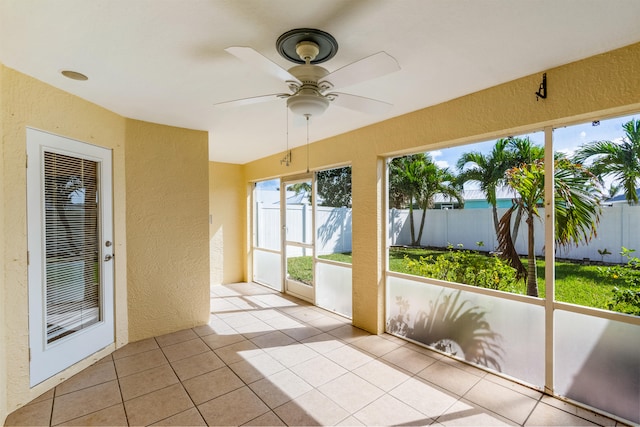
287,247,637,314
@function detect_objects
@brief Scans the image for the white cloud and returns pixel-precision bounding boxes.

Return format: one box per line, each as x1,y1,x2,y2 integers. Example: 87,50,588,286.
429,150,443,158
435,160,449,169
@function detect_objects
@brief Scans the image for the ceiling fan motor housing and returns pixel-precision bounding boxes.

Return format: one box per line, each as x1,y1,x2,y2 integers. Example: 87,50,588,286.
286,64,331,116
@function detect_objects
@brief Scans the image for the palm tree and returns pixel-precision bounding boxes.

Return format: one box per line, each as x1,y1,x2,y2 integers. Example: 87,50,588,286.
505,137,544,245
389,154,463,246
497,157,602,297
389,154,429,246
457,138,511,235
573,118,640,204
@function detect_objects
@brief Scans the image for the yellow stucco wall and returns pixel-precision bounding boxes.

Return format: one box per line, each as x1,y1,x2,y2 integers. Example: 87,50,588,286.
0,66,211,422
209,162,246,285
244,42,640,333
125,120,210,342
0,65,128,420
0,61,7,427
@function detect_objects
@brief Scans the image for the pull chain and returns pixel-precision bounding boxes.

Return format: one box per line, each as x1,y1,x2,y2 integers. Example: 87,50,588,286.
305,114,310,173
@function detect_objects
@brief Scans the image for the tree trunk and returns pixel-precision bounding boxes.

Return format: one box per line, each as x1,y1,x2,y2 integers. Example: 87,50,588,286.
491,205,499,235
409,201,417,246
512,205,523,246
415,205,428,246
526,213,539,297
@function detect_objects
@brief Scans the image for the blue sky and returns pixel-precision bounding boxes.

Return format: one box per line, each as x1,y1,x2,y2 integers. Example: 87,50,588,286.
430,113,636,171
258,112,638,191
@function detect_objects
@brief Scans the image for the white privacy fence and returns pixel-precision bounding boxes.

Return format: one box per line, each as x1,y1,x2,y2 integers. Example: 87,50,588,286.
257,203,640,263
390,204,640,264
256,204,352,255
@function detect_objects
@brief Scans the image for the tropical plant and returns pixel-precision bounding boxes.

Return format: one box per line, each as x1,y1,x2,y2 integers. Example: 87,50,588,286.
389,154,463,246
497,157,602,297
573,118,640,204
456,138,511,235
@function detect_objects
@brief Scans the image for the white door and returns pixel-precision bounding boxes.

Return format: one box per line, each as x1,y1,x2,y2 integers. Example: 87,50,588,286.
27,128,114,386
282,176,315,302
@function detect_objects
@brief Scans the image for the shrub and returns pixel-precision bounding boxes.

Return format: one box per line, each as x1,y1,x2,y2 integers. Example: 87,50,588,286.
597,247,640,315
403,244,520,293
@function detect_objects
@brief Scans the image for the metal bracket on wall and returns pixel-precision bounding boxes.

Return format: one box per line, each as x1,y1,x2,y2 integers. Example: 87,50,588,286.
535,73,547,101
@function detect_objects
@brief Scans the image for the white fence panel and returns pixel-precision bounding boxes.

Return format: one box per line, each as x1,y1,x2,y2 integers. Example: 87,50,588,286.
260,204,640,263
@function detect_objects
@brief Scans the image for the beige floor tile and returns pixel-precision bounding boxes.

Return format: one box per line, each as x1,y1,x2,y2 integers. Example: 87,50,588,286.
301,332,346,354
114,348,168,378
4,399,53,426
55,361,117,396
51,380,121,425
265,342,319,368
112,338,159,360
29,388,55,404
463,378,539,425
263,314,306,330
306,314,348,332
324,344,375,370
155,328,199,347
182,366,244,405
214,339,264,365
249,369,313,409
525,401,599,426
274,389,350,426
119,364,179,401
281,324,324,341
123,383,193,426
418,360,482,396
318,372,385,414
290,355,347,387
197,387,270,426
250,330,296,349
335,415,366,426
200,331,246,350
352,359,412,391
161,337,210,362
234,320,276,338
351,334,402,357
286,307,326,323
193,317,235,337
353,394,430,426
538,395,619,426
242,410,286,426
382,345,438,374
170,350,225,381
328,324,370,343
435,399,517,426
150,407,207,426
228,352,286,384
390,377,459,419
217,312,261,329
57,403,127,426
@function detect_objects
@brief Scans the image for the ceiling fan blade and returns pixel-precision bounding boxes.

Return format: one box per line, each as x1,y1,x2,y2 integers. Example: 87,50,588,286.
214,93,285,108
329,92,392,115
225,46,301,84
324,52,400,90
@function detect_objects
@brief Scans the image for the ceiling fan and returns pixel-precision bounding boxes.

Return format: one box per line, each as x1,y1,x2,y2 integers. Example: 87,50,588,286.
218,28,401,117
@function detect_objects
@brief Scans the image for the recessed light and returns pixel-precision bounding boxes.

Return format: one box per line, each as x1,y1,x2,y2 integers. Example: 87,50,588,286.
61,70,88,81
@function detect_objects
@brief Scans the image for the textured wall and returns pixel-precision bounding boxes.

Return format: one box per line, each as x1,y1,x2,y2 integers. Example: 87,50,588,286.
209,162,246,285
244,42,640,334
0,65,128,421
125,120,210,341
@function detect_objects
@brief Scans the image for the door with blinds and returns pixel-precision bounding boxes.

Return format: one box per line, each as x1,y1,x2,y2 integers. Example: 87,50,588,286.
27,128,114,386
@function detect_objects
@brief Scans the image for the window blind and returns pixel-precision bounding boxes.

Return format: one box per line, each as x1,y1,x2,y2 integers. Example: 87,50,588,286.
44,152,101,343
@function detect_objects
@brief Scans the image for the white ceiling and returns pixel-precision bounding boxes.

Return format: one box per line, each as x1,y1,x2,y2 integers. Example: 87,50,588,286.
2,0,640,164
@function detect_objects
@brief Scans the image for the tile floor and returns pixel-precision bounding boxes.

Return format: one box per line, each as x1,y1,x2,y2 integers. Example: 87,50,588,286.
5,282,629,426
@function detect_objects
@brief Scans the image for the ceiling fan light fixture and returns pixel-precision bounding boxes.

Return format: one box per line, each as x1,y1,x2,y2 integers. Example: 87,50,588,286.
286,92,329,116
